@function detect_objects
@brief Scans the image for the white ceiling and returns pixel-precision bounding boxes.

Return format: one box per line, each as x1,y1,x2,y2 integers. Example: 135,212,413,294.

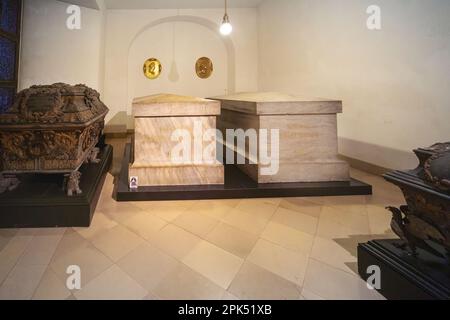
57,0,99,10
56,0,264,10
104,0,264,9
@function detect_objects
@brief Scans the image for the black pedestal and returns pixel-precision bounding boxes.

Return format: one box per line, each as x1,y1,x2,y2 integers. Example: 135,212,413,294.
0,145,113,228
358,240,450,300
115,144,372,201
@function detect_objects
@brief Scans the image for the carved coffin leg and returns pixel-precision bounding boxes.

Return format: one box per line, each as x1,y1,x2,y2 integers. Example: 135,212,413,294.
393,241,418,256
0,174,20,194
65,171,82,196
85,147,101,164
409,244,419,257
393,241,408,251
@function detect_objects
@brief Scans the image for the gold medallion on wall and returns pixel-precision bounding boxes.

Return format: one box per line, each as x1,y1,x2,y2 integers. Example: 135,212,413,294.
195,57,213,79
143,58,162,80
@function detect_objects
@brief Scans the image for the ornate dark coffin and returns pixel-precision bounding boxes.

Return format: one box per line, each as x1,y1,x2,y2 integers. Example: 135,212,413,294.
0,83,108,195
384,143,450,256
358,144,449,300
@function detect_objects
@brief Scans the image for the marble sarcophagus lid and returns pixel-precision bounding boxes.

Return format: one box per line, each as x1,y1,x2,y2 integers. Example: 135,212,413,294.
211,92,350,183
129,94,224,187
0,83,108,195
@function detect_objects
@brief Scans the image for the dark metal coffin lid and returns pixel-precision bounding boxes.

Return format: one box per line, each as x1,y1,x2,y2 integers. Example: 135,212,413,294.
384,170,450,200
424,149,450,193
0,83,109,126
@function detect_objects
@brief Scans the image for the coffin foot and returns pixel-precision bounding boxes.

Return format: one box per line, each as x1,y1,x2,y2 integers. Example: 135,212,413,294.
0,174,20,194
393,241,408,251
393,241,418,256
86,147,101,164
65,171,82,196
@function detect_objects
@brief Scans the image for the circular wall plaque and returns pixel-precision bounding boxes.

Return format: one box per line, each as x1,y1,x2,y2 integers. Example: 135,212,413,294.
195,57,213,79
143,58,162,80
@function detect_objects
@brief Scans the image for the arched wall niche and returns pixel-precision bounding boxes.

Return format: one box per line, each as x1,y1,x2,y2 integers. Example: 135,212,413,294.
126,15,236,111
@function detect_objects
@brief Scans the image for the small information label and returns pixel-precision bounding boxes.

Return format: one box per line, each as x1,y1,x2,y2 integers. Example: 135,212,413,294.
129,176,139,190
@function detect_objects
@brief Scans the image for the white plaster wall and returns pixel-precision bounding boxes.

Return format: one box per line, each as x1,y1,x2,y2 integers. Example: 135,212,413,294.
103,8,259,121
128,22,228,102
19,0,104,92
96,0,107,95
19,0,446,170
18,4,258,123
258,0,450,169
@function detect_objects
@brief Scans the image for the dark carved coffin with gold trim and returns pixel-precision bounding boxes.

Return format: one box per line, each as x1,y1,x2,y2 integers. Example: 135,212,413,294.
0,83,108,196
384,142,450,257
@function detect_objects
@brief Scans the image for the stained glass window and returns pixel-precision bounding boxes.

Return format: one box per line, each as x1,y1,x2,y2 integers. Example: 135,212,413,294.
0,86,14,113
0,37,16,81
0,0,20,110
0,0,19,35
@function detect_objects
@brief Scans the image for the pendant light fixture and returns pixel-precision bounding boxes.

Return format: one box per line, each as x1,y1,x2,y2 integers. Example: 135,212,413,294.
220,0,233,36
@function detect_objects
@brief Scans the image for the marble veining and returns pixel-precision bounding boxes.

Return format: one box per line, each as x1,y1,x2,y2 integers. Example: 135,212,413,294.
130,94,224,187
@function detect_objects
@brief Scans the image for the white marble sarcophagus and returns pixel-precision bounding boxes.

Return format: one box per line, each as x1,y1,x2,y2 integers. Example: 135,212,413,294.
129,94,224,187
211,92,350,183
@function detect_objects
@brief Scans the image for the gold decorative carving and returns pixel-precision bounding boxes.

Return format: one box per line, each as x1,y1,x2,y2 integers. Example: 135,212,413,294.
0,83,108,125
0,83,108,175
16,87,64,124
195,57,213,79
143,58,162,80
0,126,99,171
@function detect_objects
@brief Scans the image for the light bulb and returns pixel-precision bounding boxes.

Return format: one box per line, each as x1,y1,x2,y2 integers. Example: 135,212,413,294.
220,12,232,36
220,22,233,35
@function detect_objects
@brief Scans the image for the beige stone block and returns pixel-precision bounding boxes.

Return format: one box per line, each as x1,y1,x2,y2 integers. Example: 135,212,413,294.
237,161,350,184
303,259,384,300
212,92,350,183
173,212,220,238
91,225,144,262
133,94,220,117
74,265,148,300
32,269,72,300
149,224,202,261
247,239,309,286
271,207,319,236
261,222,315,254
130,94,224,187
0,265,47,300
206,223,259,259
117,243,179,291
212,92,342,115
182,241,243,289
154,264,225,300
129,163,224,186
133,116,219,166
228,262,302,300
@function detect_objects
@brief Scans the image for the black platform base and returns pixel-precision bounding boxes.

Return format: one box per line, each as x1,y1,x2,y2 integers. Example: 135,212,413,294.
0,145,113,229
115,144,372,202
358,240,450,300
